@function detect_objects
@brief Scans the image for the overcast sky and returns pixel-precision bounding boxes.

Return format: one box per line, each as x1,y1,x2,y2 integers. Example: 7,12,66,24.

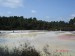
0,0,75,21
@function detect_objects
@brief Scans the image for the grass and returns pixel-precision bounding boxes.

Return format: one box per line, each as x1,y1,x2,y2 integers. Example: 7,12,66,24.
0,43,72,56
0,43,40,56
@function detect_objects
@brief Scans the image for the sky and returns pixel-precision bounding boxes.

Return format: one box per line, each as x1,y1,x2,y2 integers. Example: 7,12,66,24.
0,0,75,22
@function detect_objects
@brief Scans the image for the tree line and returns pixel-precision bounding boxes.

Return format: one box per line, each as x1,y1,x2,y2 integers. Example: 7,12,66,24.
0,16,75,31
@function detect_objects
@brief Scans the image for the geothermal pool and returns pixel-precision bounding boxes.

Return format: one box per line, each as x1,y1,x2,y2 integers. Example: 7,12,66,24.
0,30,75,56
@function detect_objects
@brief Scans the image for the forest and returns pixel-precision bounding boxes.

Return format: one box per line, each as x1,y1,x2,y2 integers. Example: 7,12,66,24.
0,16,75,31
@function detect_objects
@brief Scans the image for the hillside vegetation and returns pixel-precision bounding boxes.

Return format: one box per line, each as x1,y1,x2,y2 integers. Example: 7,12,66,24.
0,16,75,31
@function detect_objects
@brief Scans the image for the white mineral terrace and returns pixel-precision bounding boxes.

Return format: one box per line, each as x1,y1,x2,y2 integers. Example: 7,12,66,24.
0,30,75,56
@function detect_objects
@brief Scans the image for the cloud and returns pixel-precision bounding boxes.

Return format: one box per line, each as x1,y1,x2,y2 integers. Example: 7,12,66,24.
71,14,75,17
0,0,24,8
46,16,50,18
7,11,12,14
31,10,37,13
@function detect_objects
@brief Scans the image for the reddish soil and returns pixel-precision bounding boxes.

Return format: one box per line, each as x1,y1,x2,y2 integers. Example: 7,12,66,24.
58,34,75,40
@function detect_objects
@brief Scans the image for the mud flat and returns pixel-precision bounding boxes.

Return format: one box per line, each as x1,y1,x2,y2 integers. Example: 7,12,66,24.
0,31,75,56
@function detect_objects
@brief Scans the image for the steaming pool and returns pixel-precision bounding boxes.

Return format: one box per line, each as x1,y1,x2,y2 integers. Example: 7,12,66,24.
0,30,75,56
